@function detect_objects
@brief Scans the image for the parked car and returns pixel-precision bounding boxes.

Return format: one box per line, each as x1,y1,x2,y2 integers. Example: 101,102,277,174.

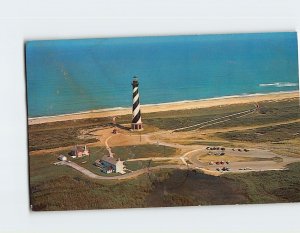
221,167,230,171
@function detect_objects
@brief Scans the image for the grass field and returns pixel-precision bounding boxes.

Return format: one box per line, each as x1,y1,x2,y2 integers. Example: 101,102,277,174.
30,172,154,210
30,153,300,210
203,99,299,130
73,144,178,174
29,144,179,177
124,160,152,171
218,122,300,143
179,140,236,147
28,98,299,151
28,125,99,151
223,162,300,203
124,159,180,171
29,153,78,184
142,103,252,130
29,152,175,210
28,97,300,210
29,139,300,210
28,116,131,151
143,98,299,130
111,144,179,160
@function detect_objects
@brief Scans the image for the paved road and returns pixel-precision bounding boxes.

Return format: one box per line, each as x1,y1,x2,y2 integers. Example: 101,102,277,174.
56,161,189,180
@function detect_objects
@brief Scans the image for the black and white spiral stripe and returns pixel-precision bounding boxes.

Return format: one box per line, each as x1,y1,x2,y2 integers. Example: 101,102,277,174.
132,83,142,124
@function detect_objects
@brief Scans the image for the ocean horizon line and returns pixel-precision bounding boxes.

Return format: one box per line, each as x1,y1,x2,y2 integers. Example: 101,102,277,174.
28,90,299,120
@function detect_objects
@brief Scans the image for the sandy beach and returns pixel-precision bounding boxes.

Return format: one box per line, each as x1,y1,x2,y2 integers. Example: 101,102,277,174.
28,91,299,125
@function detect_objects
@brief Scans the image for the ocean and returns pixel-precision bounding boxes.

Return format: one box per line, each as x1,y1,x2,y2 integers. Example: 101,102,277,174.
25,32,299,117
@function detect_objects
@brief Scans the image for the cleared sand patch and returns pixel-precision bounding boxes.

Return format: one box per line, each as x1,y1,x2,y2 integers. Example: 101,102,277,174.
198,154,282,163
197,147,284,162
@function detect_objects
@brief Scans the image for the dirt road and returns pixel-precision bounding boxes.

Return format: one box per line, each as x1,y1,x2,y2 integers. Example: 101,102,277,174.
173,107,256,132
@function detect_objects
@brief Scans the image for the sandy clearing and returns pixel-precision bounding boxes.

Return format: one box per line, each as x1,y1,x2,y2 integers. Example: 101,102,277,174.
187,146,300,175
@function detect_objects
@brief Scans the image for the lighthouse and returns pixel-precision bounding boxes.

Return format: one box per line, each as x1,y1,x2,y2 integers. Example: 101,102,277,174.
131,76,143,130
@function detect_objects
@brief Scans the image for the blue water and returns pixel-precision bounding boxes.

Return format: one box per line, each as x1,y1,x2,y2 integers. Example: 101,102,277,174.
25,32,299,117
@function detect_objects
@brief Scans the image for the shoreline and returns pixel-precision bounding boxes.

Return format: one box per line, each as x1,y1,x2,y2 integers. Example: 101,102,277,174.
28,91,299,125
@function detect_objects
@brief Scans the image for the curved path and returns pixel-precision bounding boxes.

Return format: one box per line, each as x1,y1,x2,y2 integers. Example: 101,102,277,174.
56,161,189,180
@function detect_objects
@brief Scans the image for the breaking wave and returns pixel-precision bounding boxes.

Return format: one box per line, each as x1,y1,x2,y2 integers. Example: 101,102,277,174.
259,82,298,87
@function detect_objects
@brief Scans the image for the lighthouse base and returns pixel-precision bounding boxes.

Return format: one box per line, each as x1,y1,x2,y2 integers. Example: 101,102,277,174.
131,123,143,131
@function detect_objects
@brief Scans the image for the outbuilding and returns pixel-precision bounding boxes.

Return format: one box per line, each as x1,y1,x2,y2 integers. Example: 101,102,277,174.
69,145,90,158
58,155,67,161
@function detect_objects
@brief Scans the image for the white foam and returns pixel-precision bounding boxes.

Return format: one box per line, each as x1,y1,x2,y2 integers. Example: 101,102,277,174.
259,82,299,87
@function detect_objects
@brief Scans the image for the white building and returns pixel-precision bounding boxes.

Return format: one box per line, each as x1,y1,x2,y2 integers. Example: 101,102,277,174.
57,155,67,161
95,155,124,174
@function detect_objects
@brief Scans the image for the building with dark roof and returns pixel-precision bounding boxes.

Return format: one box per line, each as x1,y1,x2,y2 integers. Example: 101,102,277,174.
94,155,124,174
